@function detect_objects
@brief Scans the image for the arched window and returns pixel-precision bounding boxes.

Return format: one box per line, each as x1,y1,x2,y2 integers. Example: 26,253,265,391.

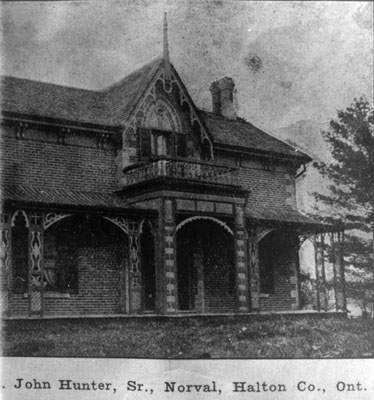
259,230,299,295
44,217,79,293
140,99,188,159
12,212,29,293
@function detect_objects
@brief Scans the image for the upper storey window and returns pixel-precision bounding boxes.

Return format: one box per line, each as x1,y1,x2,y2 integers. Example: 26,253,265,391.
139,100,188,159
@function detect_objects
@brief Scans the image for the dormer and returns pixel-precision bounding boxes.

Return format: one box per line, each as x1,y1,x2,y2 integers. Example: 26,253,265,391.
138,99,191,159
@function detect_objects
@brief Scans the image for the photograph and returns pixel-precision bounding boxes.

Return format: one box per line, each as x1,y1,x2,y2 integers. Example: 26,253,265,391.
1,0,373,363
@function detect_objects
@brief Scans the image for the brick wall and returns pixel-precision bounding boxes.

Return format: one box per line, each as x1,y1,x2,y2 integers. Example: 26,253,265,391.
204,261,236,313
238,166,295,210
1,125,118,192
44,245,122,316
8,243,125,317
259,233,299,311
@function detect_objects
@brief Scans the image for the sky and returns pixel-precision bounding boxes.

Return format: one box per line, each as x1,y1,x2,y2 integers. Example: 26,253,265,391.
1,0,373,134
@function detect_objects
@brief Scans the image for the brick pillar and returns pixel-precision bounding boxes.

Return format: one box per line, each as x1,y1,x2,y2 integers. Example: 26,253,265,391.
290,238,301,310
331,231,346,311
0,212,11,316
248,226,260,312
160,199,178,313
235,206,249,312
314,233,328,311
28,212,44,317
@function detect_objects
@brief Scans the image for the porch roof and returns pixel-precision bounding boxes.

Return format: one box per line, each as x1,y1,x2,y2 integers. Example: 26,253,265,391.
1,185,133,212
246,205,334,232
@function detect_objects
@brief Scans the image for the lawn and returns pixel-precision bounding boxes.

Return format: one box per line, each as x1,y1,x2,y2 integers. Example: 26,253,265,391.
1,315,373,358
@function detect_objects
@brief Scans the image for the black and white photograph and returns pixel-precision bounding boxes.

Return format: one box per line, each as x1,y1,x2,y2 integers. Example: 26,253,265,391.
0,0,373,397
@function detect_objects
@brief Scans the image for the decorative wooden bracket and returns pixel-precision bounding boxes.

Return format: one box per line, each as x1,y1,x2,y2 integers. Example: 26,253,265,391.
15,122,28,140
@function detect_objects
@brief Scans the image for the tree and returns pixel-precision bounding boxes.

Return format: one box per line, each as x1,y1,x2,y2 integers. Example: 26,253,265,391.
313,96,374,317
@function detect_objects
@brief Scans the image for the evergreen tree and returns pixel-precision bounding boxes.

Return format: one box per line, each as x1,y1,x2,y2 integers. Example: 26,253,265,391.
313,96,374,316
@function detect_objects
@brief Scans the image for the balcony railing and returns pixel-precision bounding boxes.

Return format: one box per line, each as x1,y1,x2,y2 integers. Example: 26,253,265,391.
122,157,239,187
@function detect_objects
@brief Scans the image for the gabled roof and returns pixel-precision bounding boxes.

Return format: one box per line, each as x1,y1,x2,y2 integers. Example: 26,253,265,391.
1,75,108,126
1,57,164,127
103,57,163,125
1,59,310,161
200,110,311,162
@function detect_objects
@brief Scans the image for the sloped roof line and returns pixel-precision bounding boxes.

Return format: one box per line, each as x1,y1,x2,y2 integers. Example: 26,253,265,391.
99,57,163,92
2,60,309,160
200,110,311,162
102,58,164,125
167,63,215,146
0,74,99,93
0,58,165,127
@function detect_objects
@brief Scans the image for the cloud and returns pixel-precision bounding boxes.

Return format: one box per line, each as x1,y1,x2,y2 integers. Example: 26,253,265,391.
1,1,372,131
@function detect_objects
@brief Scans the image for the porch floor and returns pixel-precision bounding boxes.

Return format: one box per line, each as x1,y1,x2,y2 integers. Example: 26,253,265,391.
2,310,347,320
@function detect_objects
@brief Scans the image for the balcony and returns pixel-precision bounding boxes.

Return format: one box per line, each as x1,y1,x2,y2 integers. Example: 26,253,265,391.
121,157,240,190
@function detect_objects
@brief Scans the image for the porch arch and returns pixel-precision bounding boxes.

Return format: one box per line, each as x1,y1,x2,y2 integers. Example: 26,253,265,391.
176,217,236,312
11,210,29,228
176,216,233,236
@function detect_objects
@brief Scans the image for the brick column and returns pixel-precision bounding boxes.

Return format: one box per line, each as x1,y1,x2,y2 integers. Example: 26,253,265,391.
161,199,178,313
290,237,301,310
248,226,260,312
28,212,44,317
235,206,249,312
0,212,11,316
331,231,346,311
314,233,328,311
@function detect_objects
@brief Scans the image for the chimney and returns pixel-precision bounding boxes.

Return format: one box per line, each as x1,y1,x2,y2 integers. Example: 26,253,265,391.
209,77,237,119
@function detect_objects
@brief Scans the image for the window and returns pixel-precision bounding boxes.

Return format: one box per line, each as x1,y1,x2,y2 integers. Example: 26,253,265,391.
259,233,276,294
156,133,167,156
44,219,78,293
139,128,188,159
139,100,190,160
12,212,29,293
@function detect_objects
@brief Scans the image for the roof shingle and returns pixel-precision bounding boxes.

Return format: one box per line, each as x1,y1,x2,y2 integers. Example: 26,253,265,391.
200,110,311,161
1,185,126,210
1,59,310,160
246,204,319,226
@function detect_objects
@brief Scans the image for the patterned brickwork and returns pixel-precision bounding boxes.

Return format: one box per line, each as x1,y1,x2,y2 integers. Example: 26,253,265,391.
235,206,249,312
163,200,177,312
248,227,260,311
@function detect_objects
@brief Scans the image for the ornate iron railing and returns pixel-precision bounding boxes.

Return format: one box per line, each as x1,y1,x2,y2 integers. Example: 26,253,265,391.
122,157,239,187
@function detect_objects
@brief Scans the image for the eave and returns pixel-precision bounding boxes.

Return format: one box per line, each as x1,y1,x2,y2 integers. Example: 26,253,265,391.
1,110,122,136
214,141,312,165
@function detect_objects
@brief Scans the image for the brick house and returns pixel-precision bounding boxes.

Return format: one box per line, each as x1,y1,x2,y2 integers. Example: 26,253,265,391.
0,16,346,318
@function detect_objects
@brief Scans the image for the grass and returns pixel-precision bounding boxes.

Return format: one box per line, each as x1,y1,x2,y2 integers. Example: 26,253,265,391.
1,315,373,358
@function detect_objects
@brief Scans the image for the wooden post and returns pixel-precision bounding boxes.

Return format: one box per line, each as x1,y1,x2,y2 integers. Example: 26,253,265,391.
28,212,44,317
314,233,328,311
332,231,346,311
128,219,143,313
0,212,11,316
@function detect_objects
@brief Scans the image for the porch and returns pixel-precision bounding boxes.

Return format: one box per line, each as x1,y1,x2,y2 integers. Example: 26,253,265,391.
1,194,346,318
